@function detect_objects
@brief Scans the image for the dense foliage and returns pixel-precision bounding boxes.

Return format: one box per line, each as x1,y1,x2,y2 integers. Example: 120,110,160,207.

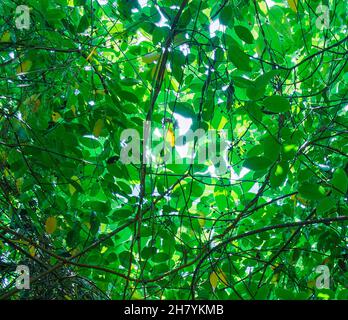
0,0,347,300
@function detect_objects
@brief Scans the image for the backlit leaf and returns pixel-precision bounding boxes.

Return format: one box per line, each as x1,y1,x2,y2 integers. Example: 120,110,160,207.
142,52,160,64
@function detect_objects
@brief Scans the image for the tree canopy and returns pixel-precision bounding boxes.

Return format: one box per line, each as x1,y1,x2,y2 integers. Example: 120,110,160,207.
0,0,347,300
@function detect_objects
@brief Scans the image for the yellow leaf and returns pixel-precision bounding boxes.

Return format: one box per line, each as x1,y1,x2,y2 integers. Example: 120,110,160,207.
12,239,29,245
93,119,104,137
217,270,228,286
86,47,97,61
52,112,62,122
317,292,330,300
170,77,180,92
33,99,41,112
101,246,108,254
16,178,23,193
0,151,6,161
173,33,186,47
142,52,160,64
271,263,279,270
45,216,57,234
100,223,107,233
198,213,205,228
258,1,268,15
307,280,316,288
210,271,218,291
287,0,298,12
69,175,81,195
24,94,41,112
110,23,124,34
84,221,91,230
71,105,76,116
0,31,11,43
296,195,309,206
94,89,106,95
29,245,36,257
16,60,32,74
271,272,280,284
218,116,228,130
166,127,175,147
130,290,143,300
4,168,11,177
291,194,308,206
71,248,80,256
150,65,157,79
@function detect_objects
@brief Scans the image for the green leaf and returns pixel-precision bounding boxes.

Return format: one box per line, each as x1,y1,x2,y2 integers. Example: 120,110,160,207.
275,288,295,300
77,15,90,33
232,76,253,88
119,251,133,268
170,102,196,120
89,212,100,236
118,90,139,103
219,5,233,26
243,156,273,171
2,0,347,300
246,70,280,100
262,135,281,161
317,197,335,214
255,70,280,87
227,42,251,72
66,223,81,247
270,161,288,187
234,25,254,44
46,8,66,24
263,95,291,113
298,182,326,200
331,168,348,195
